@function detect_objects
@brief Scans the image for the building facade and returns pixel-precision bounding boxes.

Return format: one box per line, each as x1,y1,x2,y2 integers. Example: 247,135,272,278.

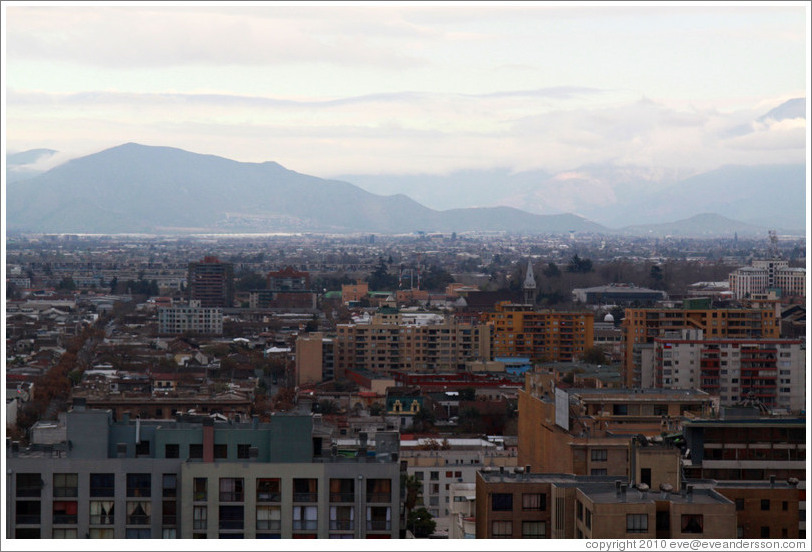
157,301,223,335
187,256,234,308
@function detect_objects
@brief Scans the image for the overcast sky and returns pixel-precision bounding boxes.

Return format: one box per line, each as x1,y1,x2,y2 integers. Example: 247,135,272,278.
3,2,808,178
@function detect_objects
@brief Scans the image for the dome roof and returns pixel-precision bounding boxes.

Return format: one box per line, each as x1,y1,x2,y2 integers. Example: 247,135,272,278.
603,313,614,322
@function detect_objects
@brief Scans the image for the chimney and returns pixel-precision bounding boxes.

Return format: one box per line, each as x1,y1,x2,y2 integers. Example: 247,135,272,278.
203,418,214,463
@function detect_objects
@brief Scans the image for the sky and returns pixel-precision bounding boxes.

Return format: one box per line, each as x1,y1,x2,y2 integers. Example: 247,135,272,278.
2,1,809,179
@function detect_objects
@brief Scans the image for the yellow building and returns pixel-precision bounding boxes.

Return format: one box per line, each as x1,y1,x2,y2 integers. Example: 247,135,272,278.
486,302,594,363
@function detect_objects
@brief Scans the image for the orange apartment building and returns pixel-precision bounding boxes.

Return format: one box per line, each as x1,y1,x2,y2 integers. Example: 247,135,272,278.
486,302,594,363
518,369,712,477
621,307,779,387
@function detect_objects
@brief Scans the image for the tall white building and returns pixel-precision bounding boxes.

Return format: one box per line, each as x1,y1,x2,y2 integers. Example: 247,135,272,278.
158,300,223,335
652,330,805,413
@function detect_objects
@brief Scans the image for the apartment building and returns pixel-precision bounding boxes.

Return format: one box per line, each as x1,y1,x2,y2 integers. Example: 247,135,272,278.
518,370,712,476
335,310,491,377
622,306,779,387
157,300,223,335
187,256,234,308
6,406,400,539
486,302,594,363
475,470,736,539
652,332,806,413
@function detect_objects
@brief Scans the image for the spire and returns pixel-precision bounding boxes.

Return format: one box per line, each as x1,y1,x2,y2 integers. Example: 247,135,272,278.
523,259,536,290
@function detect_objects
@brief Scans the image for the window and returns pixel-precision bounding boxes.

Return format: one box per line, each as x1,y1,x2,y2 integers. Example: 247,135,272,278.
576,501,583,520
366,506,391,531
125,528,151,539
735,498,745,511
126,501,151,525
127,473,151,497
219,505,244,530
761,526,770,538
585,508,592,529
329,505,354,531
237,444,251,459
189,444,203,459
415,471,424,480
257,505,281,531
293,505,318,530
591,469,608,476
761,499,770,511
782,501,789,511
330,478,354,503
257,478,281,502
293,478,318,502
492,493,513,511
53,473,78,497
367,479,391,503
430,471,439,480
522,493,546,511
15,500,41,525
89,501,114,525
194,478,207,501
162,528,177,539
220,478,244,502
591,449,608,462
681,514,703,534
135,440,150,456
165,444,179,458
627,514,648,533
492,520,512,538
53,501,78,524
162,474,177,498
522,521,546,538
52,528,78,538
193,506,207,530
16,473,42,497
89,528,114,538
214,444,228,459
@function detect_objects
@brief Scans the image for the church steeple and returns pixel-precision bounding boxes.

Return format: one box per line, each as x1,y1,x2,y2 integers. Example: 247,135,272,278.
523,259,536,305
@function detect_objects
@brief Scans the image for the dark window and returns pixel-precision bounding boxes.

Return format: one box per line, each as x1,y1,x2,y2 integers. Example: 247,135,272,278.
612,404,628,415
16,474,42,497
330,478,354,503
135,440,150,456
15,500,41,525
125,528,151,539
214,444,228,459
492,493,513,511
656,510,670,531
761,499,770,511
293,478,318,502
366,479,391,503
15,528,41,538
89,473,115,497
189,444,203,459
194,478,207,501
761,526,770,538
219,478,244,502
53,501,78,524
590,449,607,462
782,501,789,511
237,444,251,459
219,505,245,530
735,498,745,511
162,474,177,498
681,514,703,534
257,479,281,502
165,444,179,458
127,473,151,497
162,500,177,525
640,468,652,487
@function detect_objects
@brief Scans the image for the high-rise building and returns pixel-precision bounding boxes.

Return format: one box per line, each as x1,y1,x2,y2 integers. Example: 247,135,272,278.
729,259,806,300
187,256,234,308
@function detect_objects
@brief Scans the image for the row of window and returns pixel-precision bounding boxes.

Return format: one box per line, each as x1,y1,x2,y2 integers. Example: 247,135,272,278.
16,473,172,498
491,520,546,538
491,492,546,512
192,505,391,532
16,500,168,526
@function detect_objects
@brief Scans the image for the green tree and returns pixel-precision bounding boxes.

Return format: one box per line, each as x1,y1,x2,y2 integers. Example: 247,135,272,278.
236,271,267,291
542,262,561,277
412,407,435,433
407,507,436,538
57,276,76,291
402,474,423,523
581,346,608,365
567,254,593,274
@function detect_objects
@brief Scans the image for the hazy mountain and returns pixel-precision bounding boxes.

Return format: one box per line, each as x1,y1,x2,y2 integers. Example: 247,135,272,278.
6,143,608,235
6,148,59,183
618,213,770,238
757,97,805,122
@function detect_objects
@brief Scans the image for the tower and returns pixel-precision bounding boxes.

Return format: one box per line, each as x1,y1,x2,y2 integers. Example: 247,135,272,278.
523,259,536,305
187,256,235,308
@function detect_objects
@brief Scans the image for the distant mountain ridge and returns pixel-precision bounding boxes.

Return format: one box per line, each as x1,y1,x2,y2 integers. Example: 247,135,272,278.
6,143,607,235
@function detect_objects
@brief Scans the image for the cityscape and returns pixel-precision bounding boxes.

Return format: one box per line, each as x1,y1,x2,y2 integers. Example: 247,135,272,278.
2,2,809,550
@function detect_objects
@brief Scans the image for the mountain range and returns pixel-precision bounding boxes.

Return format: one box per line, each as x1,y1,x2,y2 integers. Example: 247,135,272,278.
5,142,806,237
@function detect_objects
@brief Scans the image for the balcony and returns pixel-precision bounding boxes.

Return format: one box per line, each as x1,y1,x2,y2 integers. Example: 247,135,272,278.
367,520,391,531
293,493,318,503
330,493,355,503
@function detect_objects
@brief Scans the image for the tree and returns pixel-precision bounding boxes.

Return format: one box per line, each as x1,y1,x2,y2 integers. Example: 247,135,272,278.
411,407,435,433
57,276,76,291
402,474,423,525
369,402,384,416
581,346,608,365
407,507,436,538
567,254,593,274
236,271,267,291
542,262,561,278
458,387,476,401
